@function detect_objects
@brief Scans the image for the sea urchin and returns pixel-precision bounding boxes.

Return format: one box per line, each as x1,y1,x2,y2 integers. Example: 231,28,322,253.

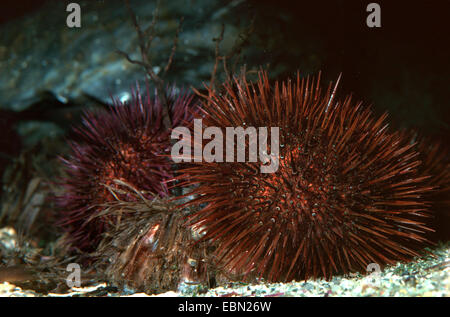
174,71,434,282
57,85,194,252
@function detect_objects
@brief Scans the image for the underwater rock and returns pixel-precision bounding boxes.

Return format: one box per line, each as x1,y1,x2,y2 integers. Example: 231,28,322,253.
0,0,241,111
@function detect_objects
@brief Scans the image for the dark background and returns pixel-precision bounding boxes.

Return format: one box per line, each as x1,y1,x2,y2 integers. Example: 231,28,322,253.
247,0,450,139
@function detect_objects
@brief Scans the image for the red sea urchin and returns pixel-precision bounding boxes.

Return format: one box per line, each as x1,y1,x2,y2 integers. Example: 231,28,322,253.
173,71,435,282
415,136,450,241
57,86,194,252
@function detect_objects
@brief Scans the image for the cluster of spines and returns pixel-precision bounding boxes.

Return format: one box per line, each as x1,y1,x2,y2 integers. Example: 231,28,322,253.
56,85,194,252
173,71,435,281
57,72,448,284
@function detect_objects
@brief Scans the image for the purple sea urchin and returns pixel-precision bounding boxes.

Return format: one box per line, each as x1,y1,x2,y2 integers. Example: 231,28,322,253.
57,85,194,252
173,71,435,282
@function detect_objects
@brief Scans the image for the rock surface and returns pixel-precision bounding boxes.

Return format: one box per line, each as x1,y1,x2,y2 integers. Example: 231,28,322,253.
0,0,260,112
